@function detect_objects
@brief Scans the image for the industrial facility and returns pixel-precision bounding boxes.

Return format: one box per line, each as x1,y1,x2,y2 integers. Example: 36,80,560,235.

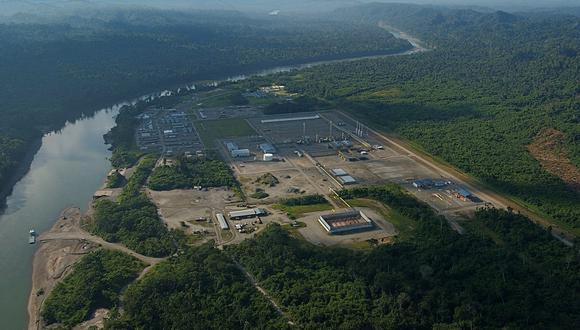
453,187,473,201
225,141,251,158
229,208,268,220
338,176,357,185
258,143,277,154
412,178,452,189
215,213,229,230
135,109,203,155
318,209,374,234
331,168,357,185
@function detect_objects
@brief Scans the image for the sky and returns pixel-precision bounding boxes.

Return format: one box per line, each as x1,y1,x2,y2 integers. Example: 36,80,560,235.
0,0,578,17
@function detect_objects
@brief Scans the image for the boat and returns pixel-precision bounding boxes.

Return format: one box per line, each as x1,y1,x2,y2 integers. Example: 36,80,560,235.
29,229,36,244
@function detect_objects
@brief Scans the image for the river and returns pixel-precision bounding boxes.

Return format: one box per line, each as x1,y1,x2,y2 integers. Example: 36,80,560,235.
0,30,424,329
0,109,122,329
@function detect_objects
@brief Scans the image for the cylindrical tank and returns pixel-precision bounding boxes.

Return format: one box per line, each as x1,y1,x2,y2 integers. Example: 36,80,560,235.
263,153,274,161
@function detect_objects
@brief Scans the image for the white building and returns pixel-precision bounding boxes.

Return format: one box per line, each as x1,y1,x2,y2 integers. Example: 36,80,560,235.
215,213,229,230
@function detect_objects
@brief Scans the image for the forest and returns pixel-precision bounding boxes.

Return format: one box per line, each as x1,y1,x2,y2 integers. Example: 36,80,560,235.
254,5,580,232
104,243,290,330
92,156,182,257
148,156,237,191
41,250,144,328
0,8,411,199
226,186,580,329
43,183,580,329
281,194,328,207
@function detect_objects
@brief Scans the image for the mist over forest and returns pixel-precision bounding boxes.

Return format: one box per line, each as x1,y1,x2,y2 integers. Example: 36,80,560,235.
1,0,579,18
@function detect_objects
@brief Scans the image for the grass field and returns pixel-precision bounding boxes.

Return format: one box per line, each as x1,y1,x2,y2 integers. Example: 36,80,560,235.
194,119,257,145
274,203,334,219
193,90,238,108
346,198,416,241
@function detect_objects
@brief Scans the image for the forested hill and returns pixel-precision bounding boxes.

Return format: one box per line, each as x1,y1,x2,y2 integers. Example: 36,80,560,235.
0,9,411,199
266,5,580,232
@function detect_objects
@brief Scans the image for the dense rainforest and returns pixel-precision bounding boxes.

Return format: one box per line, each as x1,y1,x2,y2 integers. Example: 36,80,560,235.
0,8,411,200
92,155,183,257
62,184,572,329
105,244,290,330
226,186,579,329
21,3,580,329
41,250,144,328
41,184,580,329
251,4,580,232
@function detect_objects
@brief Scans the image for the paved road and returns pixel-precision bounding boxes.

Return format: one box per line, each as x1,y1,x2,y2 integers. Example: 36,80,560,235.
337,111,574,246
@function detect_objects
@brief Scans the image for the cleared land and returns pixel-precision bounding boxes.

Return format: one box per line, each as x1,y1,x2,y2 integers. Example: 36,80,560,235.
297,207,396,248
147,188,241,244
238,169,324,204
528,128,580,192
194,118,257,146
274,203,334,219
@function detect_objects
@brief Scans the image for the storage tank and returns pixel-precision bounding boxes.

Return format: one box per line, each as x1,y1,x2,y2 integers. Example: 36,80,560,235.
263,153,274,161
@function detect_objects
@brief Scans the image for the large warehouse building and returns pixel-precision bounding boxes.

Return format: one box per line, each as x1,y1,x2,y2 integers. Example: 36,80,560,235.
318,209,374,235
228,208,268,220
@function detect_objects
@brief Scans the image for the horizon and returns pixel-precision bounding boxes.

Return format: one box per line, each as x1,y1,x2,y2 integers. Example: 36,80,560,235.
0,0,579,18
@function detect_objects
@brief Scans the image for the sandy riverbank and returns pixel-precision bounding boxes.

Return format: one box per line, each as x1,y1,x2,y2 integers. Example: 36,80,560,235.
27,207,98,330
27,200,165,329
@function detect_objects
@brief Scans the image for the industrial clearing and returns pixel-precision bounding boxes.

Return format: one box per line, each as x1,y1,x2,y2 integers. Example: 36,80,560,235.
133,100,505,250
29,85,563,329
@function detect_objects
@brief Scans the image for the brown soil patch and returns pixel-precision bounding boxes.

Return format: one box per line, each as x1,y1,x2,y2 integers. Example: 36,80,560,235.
28,208,98,330
528,128,580,192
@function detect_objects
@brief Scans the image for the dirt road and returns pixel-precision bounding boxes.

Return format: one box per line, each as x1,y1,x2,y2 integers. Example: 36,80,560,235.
337,111,574,245
231,259,295,326
39,232,164,266
28,208,165,330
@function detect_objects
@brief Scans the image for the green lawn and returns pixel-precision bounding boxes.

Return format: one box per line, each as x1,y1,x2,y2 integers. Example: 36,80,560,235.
194,119,257,145
247,95,279,106
193,90,238,108
274,203,334,219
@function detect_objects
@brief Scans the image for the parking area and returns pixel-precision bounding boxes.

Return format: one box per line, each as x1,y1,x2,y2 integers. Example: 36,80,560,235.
136,109,204,155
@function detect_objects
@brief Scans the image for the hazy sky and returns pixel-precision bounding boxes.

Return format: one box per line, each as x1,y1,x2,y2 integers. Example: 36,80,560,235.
0,0,578,17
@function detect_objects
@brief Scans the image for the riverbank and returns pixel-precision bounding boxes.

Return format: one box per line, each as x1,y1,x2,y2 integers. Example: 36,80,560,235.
13,28,429,329
0,138,41,210
27,191,167,329
27,207,98,330
0,35,422,211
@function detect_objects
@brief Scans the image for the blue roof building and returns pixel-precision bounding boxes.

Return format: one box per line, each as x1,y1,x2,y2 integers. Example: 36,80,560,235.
259,143,277,154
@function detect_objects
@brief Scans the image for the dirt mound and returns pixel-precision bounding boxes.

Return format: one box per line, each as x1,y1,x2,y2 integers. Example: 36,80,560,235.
528,128,580,192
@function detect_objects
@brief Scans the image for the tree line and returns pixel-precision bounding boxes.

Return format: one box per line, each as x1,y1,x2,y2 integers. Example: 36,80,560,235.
260,5,580,230
0,9,411,198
